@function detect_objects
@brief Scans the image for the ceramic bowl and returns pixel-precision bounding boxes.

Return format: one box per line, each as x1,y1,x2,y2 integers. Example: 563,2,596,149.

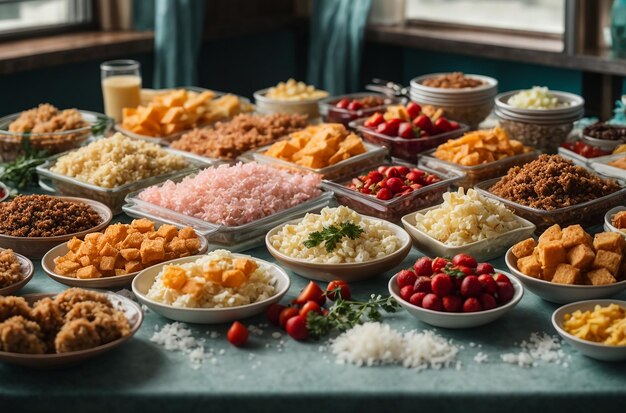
401,207,536,262
265,217,412,282
132,254,290,324
388,271,523,329
0,249,34,296
0,291,143,368
604,206,626,238
40,228,209,289
505,248,626,304
552,299,626,361
0,196,112,259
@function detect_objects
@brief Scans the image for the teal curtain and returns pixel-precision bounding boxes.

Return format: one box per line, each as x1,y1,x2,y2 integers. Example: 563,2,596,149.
307,0,372,95
134,0,205,88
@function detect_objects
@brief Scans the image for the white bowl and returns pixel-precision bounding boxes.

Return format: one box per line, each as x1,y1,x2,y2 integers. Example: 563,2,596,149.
505,249,626,304
604,206,626,237
494,90,584,116
253,88,326,118
401,207,536,262
388,271,523,329
41,228,209,289
410,73,498,96
132,254,290,324
265,217,412,282
0,249,34,296
552,299,626,361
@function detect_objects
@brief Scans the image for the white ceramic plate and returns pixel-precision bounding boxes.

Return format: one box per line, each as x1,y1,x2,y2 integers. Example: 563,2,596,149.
0,249,34,296
388,271,523,329
401,207,536,262
0,291,143,368
552,299,626,361
41,229,209,289
132,254,290,324
505,248,626,304
265,217,412,282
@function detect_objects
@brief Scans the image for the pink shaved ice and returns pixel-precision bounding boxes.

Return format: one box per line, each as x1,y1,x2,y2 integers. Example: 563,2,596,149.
138,162,322,226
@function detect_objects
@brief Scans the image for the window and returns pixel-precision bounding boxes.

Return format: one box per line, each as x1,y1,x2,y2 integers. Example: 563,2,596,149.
406,0,566,35
0,0,92,37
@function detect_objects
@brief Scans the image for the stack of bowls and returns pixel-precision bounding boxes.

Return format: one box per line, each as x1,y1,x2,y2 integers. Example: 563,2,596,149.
409,73,498,129
494,90,584,153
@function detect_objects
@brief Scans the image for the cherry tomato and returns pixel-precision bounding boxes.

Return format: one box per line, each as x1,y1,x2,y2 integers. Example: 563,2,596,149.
285,315,309,341
398,122,416,139
460,276,481,297
463,297,482,312
397,269,418,289
406,101,422,119
413,276,432,293
496,281,514,303
422,293,443,311
409,292,427,307
300,301,323,317
431,273,453,296
452,253,477,269
400,285,415,301
348,100,364,111
386,177,404,193
227,321,249,347
433,117,451,133
477,274,498,295
279,307,300,328
476,263,494,275
335,98,350,109
413,257,433,277
494,273,511,284
266,303,286,325
377,119,401,136
294,281,326,306
456,265,474,276
326,280,351,301
406,170,425,183
442,295,463,312
384,166,401,178
431,257,448,273
479,293,497,310
376,187,393,200
367,170,384,183
448,120,460,130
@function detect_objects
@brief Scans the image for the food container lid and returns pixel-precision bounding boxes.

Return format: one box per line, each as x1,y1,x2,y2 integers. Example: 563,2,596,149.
494,90,584,116
410,73,498,95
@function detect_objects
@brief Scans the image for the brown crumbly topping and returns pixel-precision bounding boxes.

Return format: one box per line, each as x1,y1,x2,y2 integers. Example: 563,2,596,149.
612,211,626,229
421,72,484,89
0,195,102,237
489,155,620,210
8,103,87,134
0,249,23,288
171,113,309,159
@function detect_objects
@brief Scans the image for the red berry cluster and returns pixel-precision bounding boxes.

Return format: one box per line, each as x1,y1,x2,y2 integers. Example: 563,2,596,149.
364,102,459,139
560,141,609,159
395,254,515,313
335,96,385,112
347,165,440,201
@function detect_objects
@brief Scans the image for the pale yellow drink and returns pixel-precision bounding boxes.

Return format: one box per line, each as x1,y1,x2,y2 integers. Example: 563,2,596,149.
101,75,141,122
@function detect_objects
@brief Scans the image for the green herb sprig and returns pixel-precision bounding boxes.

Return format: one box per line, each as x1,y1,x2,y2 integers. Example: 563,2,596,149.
0,135,48,189
303,222,365,252
306,291,400,339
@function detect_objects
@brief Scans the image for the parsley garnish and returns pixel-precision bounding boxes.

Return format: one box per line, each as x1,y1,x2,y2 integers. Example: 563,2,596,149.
303,222,365,252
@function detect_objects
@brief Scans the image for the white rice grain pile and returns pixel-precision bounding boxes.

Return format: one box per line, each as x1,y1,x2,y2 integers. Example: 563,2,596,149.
500,332,567,368
151,322,207,369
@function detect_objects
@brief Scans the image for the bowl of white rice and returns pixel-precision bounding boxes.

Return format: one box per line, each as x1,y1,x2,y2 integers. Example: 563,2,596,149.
132,250,290,324
266,206,411,282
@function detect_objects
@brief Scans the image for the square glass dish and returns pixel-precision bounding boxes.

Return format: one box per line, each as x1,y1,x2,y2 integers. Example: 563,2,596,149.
418,148,540,188
36,149,212,215
123,188,334,247
474,177,626,233
401,205,536,262
321,161,462,223
588,153,626,180
318,93,402,126
250,141,388,182
350,118,468,162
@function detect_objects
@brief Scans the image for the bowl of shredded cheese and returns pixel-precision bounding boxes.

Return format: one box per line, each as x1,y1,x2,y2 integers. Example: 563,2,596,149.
552,300,626,361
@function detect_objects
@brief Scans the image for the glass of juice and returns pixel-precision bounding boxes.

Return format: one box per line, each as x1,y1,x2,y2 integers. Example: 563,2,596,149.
101,60,141,122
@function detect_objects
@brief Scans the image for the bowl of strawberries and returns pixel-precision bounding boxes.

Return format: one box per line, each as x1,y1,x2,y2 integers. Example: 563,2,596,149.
350,102,468,162
388,253,524,328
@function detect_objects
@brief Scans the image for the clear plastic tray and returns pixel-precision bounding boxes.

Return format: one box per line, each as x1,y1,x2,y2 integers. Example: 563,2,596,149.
321,161,462,223
36,149,211,215
114,87,253,146
318,93,402,126
401,205,536,262
350,118,468,162
123,188,334,246
250,141,388,181
474,177,626,233
418,148,540,189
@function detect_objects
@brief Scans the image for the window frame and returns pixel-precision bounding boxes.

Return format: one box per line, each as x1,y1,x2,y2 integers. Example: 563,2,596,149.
0,0,95,41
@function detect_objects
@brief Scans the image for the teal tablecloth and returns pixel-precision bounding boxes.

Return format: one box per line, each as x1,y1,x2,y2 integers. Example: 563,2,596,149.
2,216,626,413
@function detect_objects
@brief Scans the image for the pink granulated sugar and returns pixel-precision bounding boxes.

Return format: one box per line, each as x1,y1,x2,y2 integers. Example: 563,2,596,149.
138,162,322,226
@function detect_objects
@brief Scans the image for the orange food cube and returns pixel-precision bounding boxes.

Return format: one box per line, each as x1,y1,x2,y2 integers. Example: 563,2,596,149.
125,261,143,273
233,258,258,276
222,269,247,288
76,265,102,279
202,265,223,283
181,279,204,297
67,237,83,252
131,218,155,233
140,239,165,264
156,224,179,241
162,266,188,290
178,227,196,240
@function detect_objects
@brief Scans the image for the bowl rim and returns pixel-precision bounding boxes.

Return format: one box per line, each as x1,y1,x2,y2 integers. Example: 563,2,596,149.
0,249,34,295
494,90,584,114
132,253,291,313
505,248,626,290
409,73,498,94
40,228,209,287
388,270,524,317
265,215,412,268
254,88,329,105
0,291,143,359
551,299,626,349
604,205,626,236
401,206,537,252
0,196,112,241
